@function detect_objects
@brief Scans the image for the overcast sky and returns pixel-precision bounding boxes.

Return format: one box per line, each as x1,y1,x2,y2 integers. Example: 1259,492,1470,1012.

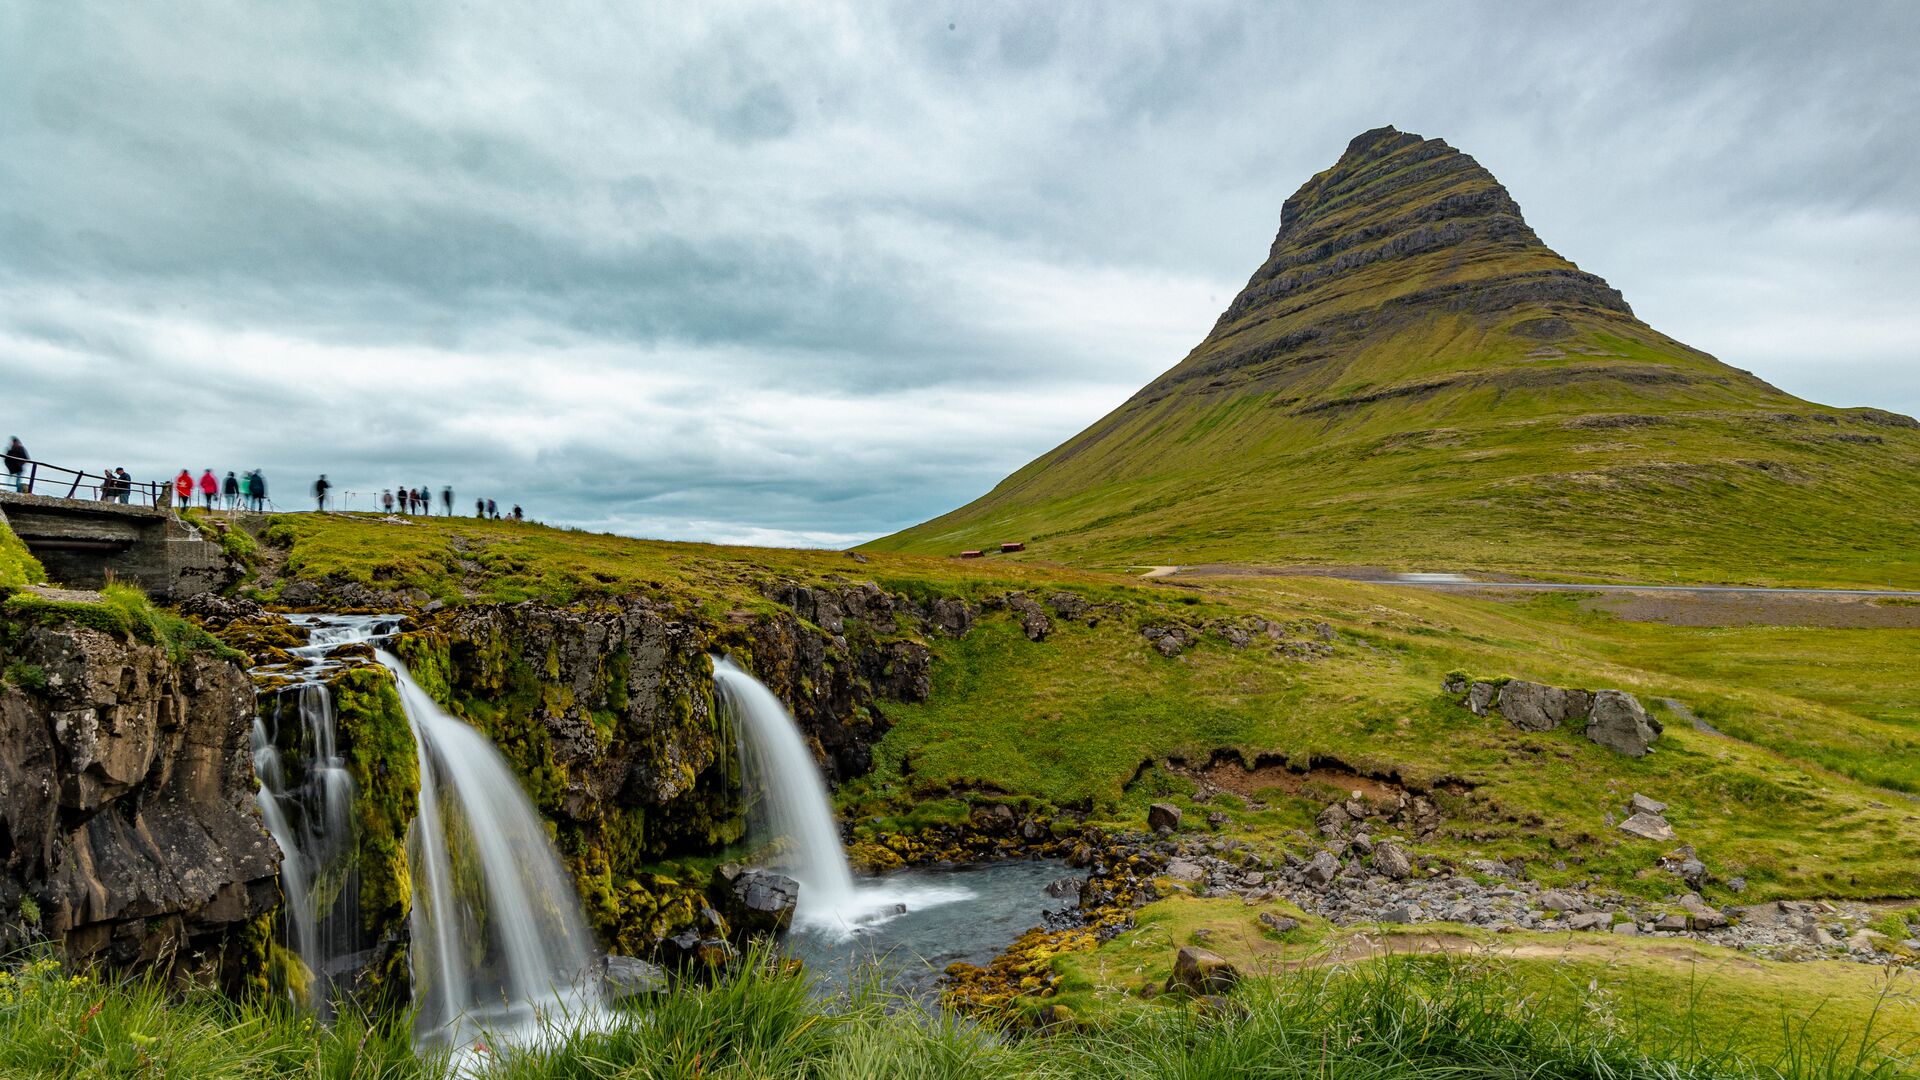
3,2,1915,546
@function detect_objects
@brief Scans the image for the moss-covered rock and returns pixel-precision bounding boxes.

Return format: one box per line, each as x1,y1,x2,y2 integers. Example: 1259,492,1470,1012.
329,665,419,938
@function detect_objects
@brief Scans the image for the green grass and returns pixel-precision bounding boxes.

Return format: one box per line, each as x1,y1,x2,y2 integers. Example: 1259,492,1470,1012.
1051,895,1920,1077
853,573,1919,901
4,944,1912,1079
181,507,261,566
1,582,241,663
259,514,1920,902
0,516,45,592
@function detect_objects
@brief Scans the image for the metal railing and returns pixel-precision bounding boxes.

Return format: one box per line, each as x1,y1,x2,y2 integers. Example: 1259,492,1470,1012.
4,460,167,507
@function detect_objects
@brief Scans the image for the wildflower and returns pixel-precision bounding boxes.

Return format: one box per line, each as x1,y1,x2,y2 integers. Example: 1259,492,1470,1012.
129,1032,157,1047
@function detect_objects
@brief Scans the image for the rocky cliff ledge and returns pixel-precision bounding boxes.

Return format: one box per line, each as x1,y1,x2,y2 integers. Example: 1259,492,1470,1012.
388,582,956,955
213,576,976,964
0,598,278,986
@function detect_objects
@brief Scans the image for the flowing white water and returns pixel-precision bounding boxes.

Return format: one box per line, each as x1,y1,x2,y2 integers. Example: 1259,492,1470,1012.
713,657,971,939
378,649,606,1065
252,664,366,1011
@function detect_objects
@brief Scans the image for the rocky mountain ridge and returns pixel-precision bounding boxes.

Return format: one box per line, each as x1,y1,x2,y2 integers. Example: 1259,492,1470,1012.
871,126,1920,586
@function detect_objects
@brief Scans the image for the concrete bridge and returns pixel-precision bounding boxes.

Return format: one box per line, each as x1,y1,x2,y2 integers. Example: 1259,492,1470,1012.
0,492,235,600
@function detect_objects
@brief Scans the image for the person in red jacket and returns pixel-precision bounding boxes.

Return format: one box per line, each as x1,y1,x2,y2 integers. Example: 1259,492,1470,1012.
197,469,219,510
173,470,193,508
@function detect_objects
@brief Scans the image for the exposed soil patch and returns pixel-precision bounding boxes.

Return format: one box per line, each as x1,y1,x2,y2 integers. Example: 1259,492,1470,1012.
1583,592,1920,629
1193,756,1404,803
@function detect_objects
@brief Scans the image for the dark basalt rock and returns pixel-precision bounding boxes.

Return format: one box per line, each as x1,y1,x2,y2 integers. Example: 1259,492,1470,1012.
0,613,277,987
712,866,798,937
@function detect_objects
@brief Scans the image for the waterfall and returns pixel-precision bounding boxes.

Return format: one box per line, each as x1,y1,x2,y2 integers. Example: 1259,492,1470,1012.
251,613,604,1064
378,649,605,1060
714,658,858,915
713,656,970,939
252,678,362,1012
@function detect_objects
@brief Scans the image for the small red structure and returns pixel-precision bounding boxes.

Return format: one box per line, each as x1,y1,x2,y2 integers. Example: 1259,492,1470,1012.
1000,541,1025,553
959,550,983,559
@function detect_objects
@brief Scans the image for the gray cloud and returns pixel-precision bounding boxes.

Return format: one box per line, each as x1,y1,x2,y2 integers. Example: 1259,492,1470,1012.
1,1,1915,545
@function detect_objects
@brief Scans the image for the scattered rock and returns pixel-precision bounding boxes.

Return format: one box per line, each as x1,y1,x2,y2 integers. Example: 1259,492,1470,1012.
1045,877,1084,900
1304,851,1342,888
1496,680,1589,732
1587,689,1660,757
1372,841,1412,880
602,955,667,1000
1629,793,1667,816
1316,803,1351,837
724,870,800,936
1259,913,1300,934
1164,858,1205,884
1567,912,1613,932
1618,812,1675,842
660,928,737,970
1167,946,1240,995
1537,890,1584,913
1046,592,1090,621
1680,893,1728,930
1467,681,1498,716
1612,922,1639,936
1381,905,1414,924
1002,593,1053,641
972,803,1018,834
1676,856,1708,891
1148,803,1183,834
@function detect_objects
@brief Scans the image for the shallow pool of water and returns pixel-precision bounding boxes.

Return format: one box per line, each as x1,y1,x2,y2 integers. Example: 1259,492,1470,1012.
783,859,1074,998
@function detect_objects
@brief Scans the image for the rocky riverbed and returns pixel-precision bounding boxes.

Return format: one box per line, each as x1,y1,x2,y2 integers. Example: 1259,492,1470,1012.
1046,799,1920,971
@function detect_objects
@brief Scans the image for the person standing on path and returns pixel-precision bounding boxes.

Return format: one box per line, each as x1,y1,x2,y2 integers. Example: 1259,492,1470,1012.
174,470,194,509
313,474,331,512
442,485,454,516
486,498,497,520
114,468,133,504
4,437,27,492
381,489,394,514
223,471,240,510
251,470,269,511
475,497,485,517
198,469,219,509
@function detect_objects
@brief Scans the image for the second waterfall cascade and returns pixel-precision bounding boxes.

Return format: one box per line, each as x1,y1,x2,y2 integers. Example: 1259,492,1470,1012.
380,648,605,1056
713,656,970,938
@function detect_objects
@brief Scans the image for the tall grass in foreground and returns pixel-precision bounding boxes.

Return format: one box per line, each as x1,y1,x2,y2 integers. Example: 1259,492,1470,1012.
0,949,1911,1079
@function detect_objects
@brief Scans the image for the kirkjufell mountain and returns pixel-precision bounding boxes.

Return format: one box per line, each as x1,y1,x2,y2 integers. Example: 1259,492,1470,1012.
872,127,1920,586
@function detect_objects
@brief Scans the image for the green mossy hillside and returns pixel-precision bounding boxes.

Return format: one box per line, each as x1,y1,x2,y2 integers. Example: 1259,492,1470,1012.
251,513,1920,906
2,583,239,663
0,517,44,592
870,129,1920,588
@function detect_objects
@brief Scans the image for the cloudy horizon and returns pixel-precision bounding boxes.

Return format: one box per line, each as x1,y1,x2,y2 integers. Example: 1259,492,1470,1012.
3,2,1916,546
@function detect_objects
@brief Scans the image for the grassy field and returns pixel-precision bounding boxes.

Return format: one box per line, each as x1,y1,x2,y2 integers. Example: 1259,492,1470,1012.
252,513,1920,903
2,944,1912,1079
1051,895,1920,1075
852,574,1920,902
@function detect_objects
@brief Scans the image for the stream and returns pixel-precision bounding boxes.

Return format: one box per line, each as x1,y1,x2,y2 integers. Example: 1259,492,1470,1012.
783,858,1073,998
